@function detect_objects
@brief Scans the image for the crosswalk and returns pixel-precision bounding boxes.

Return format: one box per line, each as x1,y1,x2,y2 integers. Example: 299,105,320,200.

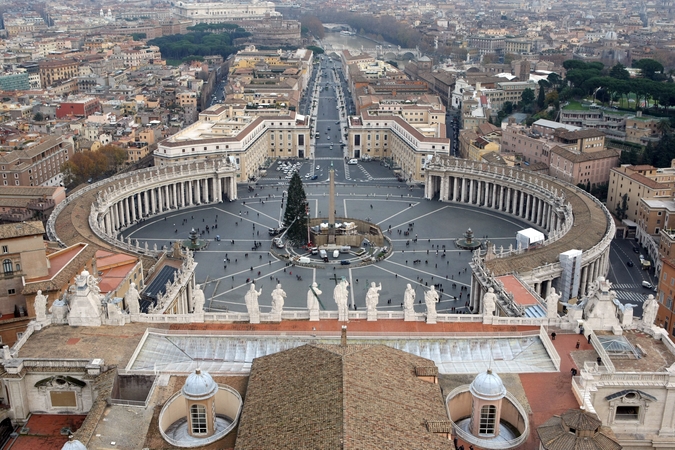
612,283,641,289
614,290,649,303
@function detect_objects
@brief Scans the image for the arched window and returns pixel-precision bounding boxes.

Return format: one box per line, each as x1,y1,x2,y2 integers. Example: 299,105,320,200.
2,259,12,274
479,404,497,436
190,404,207,435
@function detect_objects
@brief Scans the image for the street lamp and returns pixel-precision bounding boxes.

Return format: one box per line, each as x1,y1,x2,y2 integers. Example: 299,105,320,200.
593,86,602,105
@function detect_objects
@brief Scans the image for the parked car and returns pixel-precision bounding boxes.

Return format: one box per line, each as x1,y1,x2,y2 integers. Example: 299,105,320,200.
626,260,634,267
642,281,653,289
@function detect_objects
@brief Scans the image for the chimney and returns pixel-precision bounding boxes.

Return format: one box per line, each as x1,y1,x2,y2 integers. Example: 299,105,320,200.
341,325,347,347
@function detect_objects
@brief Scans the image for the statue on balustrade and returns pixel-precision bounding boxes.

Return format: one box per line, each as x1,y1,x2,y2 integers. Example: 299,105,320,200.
483,287,497,317
192,284,205,314
125,282,141,315
271,283,286,316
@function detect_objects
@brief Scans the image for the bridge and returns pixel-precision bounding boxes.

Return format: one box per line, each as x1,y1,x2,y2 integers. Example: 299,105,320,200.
323,43,420,60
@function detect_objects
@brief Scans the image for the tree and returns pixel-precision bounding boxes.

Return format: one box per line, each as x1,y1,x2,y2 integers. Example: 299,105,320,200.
521,88,535,106
33,112,44,122
283,173,308,245
615,193,628,220
99,144,127,170
537,83,545,109
306,45,324,54
633,59,664,81
609,63,630,80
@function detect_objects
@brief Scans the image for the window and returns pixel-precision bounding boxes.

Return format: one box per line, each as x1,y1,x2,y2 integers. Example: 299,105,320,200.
7,289,15,295
479,405,497,435
1,246,7,253
190,404,207,434
615,405,639,421
2,259,12,274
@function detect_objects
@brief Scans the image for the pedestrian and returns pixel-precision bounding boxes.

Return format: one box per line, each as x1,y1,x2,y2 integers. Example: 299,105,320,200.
551,332,556,341
576,340,580,349
587,334,592,344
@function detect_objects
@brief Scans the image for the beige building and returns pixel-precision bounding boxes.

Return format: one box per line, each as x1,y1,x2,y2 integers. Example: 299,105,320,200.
0,135,75,187
347,111,450,182
0,221,48,318
38,59,80,89
156,106,310,182
606,164,675,222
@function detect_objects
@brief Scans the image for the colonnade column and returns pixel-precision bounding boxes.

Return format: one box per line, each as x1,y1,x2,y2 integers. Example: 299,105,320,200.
453,177,459,202
469,179,474,204
196,179,201,204
105,212,112,235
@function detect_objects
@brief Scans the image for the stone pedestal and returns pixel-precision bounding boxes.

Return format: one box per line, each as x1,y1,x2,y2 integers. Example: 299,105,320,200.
404,311,416,321
338,309,349,322
426,313,437,324
270,312,282,322
367,310,377,321
309,310,320,321
249,312,260,324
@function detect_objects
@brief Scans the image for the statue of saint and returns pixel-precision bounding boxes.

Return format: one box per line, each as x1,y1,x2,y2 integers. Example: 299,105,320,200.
192,284,205,314
403,284,415,315
643,294,659,327
425,286,439,320
365,282,382,313
125,282,141,315
271,284,286,315
334,278,350,321
34,290,48,322
483,287,497,317
245,284,262,315
545,287,561,319
307,282,321,312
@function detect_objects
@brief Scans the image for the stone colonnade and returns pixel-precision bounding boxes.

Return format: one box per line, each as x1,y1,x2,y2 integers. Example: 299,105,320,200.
94,159,238,237
425,158,614,316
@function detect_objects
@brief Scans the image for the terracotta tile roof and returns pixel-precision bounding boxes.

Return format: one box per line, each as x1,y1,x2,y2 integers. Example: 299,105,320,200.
0,220,44,239
550,145,620,163
235,344,451,450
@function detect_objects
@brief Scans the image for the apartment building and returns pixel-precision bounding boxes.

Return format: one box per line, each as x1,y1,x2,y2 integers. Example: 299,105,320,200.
657,258,675,336
56,97,102,119
607,164,675,222
38,59,80,88
0,135,74,187
0,221,48,317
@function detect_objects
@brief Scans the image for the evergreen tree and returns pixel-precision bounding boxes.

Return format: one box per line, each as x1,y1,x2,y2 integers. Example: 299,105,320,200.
537,84,545,109
283,173,308,245
616,193,628,220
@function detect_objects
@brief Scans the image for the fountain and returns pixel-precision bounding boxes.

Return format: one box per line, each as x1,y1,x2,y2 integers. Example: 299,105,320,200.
456,228,482,250
182,228,207,251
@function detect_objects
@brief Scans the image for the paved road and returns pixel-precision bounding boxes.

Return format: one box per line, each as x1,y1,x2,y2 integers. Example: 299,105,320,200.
606,238,658,317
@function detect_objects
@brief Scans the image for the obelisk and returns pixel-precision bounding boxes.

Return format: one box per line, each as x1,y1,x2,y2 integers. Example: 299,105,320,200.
328,162,336,244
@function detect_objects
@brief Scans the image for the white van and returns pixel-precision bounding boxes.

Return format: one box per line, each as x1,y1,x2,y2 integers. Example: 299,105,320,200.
642,281,653,289
348,159,358,165
333,250,340,259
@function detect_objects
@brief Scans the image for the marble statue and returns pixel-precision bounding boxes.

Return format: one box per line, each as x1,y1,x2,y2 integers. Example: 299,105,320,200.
545,287,561,319
404,284,416,321
271,283,286,317
307,282,321,321
365,282,382,320
125,282,141,315
34,290,48,322
483,287,497,317
642,294,658,327
67,270,102,327
334,278,350,322
425,286,439,324
245,284,262,323
192,284,205,314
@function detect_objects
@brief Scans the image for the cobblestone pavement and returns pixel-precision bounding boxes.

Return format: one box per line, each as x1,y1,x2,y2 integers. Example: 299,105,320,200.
120,181,531,314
